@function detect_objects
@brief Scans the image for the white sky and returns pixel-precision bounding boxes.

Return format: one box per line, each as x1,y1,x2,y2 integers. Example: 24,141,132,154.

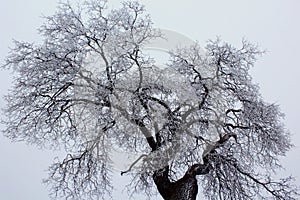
0,0,299,199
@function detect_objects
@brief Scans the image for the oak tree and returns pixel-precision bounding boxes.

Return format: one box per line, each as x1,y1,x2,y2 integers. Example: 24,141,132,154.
2,1,299,199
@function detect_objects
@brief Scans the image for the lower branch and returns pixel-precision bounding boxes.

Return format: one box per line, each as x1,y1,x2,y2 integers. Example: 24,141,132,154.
236,166,298,199
121,154,147,175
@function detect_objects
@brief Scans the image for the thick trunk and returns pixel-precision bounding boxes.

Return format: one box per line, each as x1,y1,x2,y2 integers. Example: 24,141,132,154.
148,133,235,199
153,164,209,200
145,135,211,200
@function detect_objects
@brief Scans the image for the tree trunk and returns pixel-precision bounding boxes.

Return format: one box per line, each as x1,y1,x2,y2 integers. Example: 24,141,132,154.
153,164,209,200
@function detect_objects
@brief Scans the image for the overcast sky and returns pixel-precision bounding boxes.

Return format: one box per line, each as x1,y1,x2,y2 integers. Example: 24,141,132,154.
0,0,299,199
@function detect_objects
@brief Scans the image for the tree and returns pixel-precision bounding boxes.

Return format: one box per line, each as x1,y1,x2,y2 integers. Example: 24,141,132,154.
2,1,299,199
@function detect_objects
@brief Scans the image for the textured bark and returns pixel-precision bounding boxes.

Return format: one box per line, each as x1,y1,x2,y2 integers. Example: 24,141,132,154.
149,133,237,200
153,164,210,200
146,134,211,200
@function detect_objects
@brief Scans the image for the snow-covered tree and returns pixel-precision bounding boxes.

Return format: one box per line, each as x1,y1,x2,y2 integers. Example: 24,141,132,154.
2,1,299,199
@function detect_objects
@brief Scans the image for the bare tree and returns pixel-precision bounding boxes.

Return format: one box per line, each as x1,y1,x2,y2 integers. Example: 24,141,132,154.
2,1,299,200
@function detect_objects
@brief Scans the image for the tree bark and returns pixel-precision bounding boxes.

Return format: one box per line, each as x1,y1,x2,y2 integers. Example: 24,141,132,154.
153,164,210,200
145,135,212,200
148,133,236,199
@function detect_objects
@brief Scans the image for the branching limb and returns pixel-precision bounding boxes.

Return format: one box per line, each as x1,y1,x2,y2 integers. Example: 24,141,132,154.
121,154,147,175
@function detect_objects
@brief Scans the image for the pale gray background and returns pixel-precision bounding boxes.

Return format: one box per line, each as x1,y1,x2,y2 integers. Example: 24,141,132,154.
0,0,299,199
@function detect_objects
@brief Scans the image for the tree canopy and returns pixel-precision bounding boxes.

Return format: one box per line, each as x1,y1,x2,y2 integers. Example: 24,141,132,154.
2,1,298,199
